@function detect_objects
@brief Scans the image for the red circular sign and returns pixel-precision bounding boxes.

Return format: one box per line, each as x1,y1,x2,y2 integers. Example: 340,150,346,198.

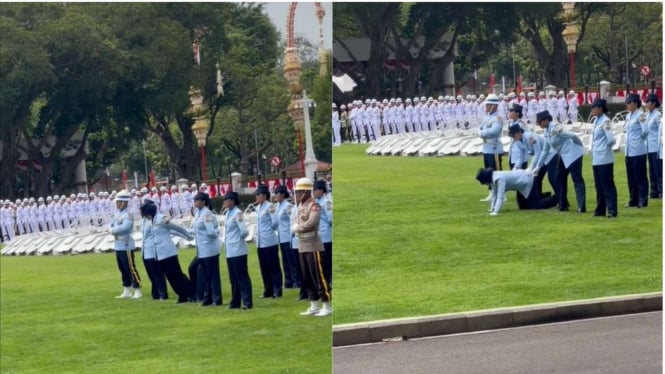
641,65,651,76
271,156,281,167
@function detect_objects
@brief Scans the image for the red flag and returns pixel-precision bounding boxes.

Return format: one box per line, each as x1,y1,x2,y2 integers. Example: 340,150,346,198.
148,169,155,188
489,74,496,94
516,74,523,94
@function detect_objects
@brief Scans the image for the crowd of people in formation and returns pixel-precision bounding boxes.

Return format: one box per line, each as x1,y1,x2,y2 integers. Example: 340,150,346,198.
475,92,662,217
0,183,221,243
331,90,580,145
108,177,334,317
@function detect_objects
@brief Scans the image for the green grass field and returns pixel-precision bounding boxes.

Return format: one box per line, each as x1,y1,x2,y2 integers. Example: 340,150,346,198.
332,144,662,325
1,248,331,373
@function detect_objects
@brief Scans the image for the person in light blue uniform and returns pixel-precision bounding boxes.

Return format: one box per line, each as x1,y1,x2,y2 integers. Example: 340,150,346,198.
191,192,222,306
139,199,168,300
532,110,586,212
314,180,333,287
623,93,649,208
222,192,253,310
475,168,557,215
508,124,528,170
254,185,283,298
644,94,662,199
507,104,528,170
140,200,194,303
109,190,142,299
274,185,298,289
478,93,505,201
589,99,618,217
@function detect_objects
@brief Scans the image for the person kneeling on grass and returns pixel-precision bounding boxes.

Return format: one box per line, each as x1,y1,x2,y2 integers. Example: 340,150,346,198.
476,168,558,216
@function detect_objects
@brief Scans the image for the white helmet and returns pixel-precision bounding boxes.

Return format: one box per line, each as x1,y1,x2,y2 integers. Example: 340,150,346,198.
294,177,313,191
160,186,167,192
171,185,177,191
519,92,526,97
114,190,131,202
151,187,157,192
528,92,535,97
569,90,576,95
140,187,148,194
558,90,564,96
38,197,44,202
485,94,500,105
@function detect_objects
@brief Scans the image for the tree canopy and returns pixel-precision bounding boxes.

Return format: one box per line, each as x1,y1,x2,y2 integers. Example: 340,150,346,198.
1,3,330,199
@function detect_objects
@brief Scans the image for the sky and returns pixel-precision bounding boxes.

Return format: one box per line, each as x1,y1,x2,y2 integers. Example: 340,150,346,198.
262,2,332,49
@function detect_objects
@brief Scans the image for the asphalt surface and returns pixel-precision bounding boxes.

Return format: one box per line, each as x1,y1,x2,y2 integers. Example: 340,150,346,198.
333,311,662,374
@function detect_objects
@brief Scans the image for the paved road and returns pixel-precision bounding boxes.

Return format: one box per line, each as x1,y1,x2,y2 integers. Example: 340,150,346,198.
333,312,662,374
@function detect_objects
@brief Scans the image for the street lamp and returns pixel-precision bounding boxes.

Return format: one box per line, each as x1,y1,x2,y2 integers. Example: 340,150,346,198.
561,2,580,88
189,87,210,182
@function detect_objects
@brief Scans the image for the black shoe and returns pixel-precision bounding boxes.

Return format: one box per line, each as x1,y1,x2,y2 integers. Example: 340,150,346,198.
228,305,241,309
577,208,586,213
284,283,294,289
242,305,252,310
625,204,637,208
176,298,189,304
200,301,213,306
592,212,604,217
297,295,308,301
559,207,569,212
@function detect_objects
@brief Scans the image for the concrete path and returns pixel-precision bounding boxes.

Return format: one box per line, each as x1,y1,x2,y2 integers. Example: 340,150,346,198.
333,311,662,374
333,292,662,346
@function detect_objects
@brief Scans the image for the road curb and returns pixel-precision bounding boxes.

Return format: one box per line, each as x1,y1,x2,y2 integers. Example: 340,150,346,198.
332,292,662,347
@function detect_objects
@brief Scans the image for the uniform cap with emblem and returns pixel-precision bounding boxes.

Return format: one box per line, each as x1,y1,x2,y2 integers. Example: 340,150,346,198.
294,177,313,191
274,185,290,198
509,103,523,117
645,93,661,107
484,93,500,106
536,110,553,122
313,180,327,193
139,200,157,217
508,123,524,137
222,191,240,206
193,192,210,202
590,98,609,113
114,190,132,202
255,184,270,197
625,93,642,107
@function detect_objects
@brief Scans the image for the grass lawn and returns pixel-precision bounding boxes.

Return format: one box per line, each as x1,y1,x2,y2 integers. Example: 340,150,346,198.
1,248,331,373
332,144,662,325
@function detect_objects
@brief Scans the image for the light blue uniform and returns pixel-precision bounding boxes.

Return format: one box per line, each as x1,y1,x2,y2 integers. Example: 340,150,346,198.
478,112,504,155
624,110,648,157
224,206,249,258
141,213,192,261
255,202,278,248
290,206,299,249
535,122,585,168
646,110,662,154
509,139,527,168
110,208,135,251
489,170,534,214
276,200,293,244
316,196,333,243
522,130,543,168
590,114,615,166
191,206,220,258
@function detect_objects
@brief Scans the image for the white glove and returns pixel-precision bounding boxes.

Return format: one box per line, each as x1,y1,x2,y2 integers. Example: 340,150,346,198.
290,223,298,232
489,212,498,216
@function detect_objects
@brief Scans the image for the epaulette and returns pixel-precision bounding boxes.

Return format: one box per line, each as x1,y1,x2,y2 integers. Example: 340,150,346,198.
552,124,564,134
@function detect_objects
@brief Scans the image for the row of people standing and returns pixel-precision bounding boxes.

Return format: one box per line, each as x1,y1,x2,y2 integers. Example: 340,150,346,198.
109,177,333,317
477,92,662,216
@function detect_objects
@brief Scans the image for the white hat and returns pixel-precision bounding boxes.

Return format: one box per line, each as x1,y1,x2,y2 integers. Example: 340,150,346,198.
538,91,545,96
38,197,44,202
528,91,535,97
140,187,149,194
171,185,177,190
115,190,132,202
405,98,412,103
332,102,337,108
294,177,313,191
420,96,426,102
558,90,564,95
151,187,157,192
479,94,486,99
485,94,500,105
569,90,576,95
519,92,526,97
160,186,167,191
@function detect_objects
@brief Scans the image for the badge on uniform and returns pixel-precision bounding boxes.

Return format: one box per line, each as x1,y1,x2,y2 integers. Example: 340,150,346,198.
326,201,332,211
236,212,244,222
